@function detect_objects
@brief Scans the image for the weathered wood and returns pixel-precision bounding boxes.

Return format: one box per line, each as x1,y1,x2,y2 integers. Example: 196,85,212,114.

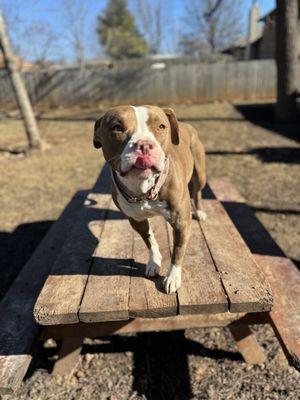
255,255,300,371
0,60,286,108
0,190,86,394
229,323,266,364
52,337,83,376
167,219,228,314
41,312,247,340
200,199,273,313
34,192,111,325
79,203,133,322
129,217,178,318
0,12,42,149
209,177,300,370
0,355,32,395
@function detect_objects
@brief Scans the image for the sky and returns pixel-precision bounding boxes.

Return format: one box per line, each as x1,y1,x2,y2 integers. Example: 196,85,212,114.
0,0,275,63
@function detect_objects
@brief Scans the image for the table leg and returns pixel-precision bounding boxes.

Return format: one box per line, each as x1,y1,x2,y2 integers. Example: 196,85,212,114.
52,337,84,376
229,323,266,364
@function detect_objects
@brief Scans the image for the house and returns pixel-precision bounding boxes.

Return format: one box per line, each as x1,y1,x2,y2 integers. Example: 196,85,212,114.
223,1,300,60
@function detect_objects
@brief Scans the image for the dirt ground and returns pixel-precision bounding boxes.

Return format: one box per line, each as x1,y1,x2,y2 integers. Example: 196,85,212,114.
0,102,299,399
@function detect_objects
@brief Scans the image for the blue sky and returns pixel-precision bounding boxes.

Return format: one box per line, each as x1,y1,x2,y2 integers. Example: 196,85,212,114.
0,0,275,62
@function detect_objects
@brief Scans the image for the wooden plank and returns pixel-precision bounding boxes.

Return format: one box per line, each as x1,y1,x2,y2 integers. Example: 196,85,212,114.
41,312,247,340
33,192,112,325
229,323,266,364
167,219,228,314
79,203,133,322
209,177,300,370
200,199,273,313
52,337,83,376
129,217,178,318
0,190,86,394
254,255,300,371
0,355,32,395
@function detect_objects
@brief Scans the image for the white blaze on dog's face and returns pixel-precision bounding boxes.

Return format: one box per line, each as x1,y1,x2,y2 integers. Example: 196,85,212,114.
93,105,179,183
120,106,165,180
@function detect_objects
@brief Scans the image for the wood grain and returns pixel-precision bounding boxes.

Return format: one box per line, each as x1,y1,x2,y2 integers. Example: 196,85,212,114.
255,255,300,371
168,218,228,314
52,337,83,376
229,323,266,364
209,177,299,370
34,192,111,325
41,312,247,340
79,203,133,322
129,217,178,318
200,199,273,313
0,190,85,394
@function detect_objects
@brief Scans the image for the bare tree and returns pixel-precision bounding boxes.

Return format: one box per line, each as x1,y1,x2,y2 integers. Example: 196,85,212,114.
0,11,43,149
60,0,89,68
0,0,62,64
131,0,172,54
275,0,298,122
181,0,243,57
22,23,61,65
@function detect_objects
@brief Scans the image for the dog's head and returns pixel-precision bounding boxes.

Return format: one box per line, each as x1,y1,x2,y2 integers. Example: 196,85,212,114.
93,105,179,180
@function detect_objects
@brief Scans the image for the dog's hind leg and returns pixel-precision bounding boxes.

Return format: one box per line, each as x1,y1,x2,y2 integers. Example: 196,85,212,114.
190,133,207,221
128,218,162,277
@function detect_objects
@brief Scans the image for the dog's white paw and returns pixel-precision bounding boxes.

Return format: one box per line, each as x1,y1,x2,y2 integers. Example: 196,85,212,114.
145,261,160,277
163,264,182,294
145,249,162,277
194,209,207,221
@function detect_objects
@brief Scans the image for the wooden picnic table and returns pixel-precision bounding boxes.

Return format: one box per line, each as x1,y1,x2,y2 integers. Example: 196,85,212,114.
1,164,299,393
34,166,273,326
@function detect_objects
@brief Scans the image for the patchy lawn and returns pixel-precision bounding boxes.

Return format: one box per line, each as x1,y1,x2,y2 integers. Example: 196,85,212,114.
1,102,299,399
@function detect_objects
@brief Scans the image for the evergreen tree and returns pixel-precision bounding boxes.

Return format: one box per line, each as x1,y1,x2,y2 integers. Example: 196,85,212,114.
97,0,148,59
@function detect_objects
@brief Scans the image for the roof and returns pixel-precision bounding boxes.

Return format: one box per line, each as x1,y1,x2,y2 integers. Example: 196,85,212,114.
259,8,276,22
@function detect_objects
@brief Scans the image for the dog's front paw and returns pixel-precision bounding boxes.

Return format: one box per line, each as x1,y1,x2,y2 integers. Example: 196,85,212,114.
163,264,182,294
145,261,160,277
193,209,207,221
145,247,162,277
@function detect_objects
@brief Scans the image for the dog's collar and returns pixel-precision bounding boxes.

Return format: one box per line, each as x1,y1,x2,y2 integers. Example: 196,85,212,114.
111,157,169,203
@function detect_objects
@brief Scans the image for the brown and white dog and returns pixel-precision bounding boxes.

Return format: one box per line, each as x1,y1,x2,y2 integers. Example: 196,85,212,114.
93,105,206,294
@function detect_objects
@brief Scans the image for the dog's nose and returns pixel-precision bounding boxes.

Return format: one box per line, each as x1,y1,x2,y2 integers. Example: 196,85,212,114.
135,140,156,155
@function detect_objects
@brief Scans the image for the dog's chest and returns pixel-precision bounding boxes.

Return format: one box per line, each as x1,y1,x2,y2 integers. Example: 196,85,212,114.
117,192,170,222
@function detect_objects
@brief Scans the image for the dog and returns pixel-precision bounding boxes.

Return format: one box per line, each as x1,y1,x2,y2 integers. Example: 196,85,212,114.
93,105,206,294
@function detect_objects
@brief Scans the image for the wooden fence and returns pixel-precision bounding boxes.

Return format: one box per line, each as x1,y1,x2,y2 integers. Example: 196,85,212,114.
0,59,299,107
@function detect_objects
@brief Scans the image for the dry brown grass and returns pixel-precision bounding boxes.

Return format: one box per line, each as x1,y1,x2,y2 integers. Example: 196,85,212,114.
1,102,299,400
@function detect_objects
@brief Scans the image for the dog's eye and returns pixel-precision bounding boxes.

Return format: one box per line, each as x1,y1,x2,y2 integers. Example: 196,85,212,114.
112,124,123,132
159,124,166,129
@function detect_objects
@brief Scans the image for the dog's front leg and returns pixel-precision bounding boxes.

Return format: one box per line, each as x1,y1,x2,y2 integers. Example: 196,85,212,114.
129,218,162,277
164,214,191,294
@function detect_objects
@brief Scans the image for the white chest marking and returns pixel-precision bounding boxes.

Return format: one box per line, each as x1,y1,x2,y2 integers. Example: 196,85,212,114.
117,191,170,222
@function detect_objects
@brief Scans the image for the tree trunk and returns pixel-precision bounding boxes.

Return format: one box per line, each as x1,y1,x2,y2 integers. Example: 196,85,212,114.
275,0,298,122
0,12,43,149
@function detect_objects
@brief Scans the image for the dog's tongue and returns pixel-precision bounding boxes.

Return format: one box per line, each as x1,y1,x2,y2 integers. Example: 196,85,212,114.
135,156,152,169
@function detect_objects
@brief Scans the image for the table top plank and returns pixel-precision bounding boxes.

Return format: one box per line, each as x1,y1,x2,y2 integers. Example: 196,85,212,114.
172,218,228,314
79,203,133,322
129,216,178,318
201,199,273,313
33,192,111,325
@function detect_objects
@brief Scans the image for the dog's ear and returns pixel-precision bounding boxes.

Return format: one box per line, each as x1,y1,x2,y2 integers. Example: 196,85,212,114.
163,108,179,145
93,117,103,148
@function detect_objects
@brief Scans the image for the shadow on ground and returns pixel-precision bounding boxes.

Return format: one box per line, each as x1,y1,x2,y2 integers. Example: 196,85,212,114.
207,147,300,164
28,331,242,400
0,221,53,300
234,103,300,143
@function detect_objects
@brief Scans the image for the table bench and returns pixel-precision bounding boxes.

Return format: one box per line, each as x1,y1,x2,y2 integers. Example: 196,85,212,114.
0,164,299,394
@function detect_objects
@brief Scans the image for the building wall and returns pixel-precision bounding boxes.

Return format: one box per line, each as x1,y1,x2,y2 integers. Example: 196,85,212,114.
258,16,276,59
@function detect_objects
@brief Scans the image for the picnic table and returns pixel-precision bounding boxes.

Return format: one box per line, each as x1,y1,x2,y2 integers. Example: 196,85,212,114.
0,164,299,394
